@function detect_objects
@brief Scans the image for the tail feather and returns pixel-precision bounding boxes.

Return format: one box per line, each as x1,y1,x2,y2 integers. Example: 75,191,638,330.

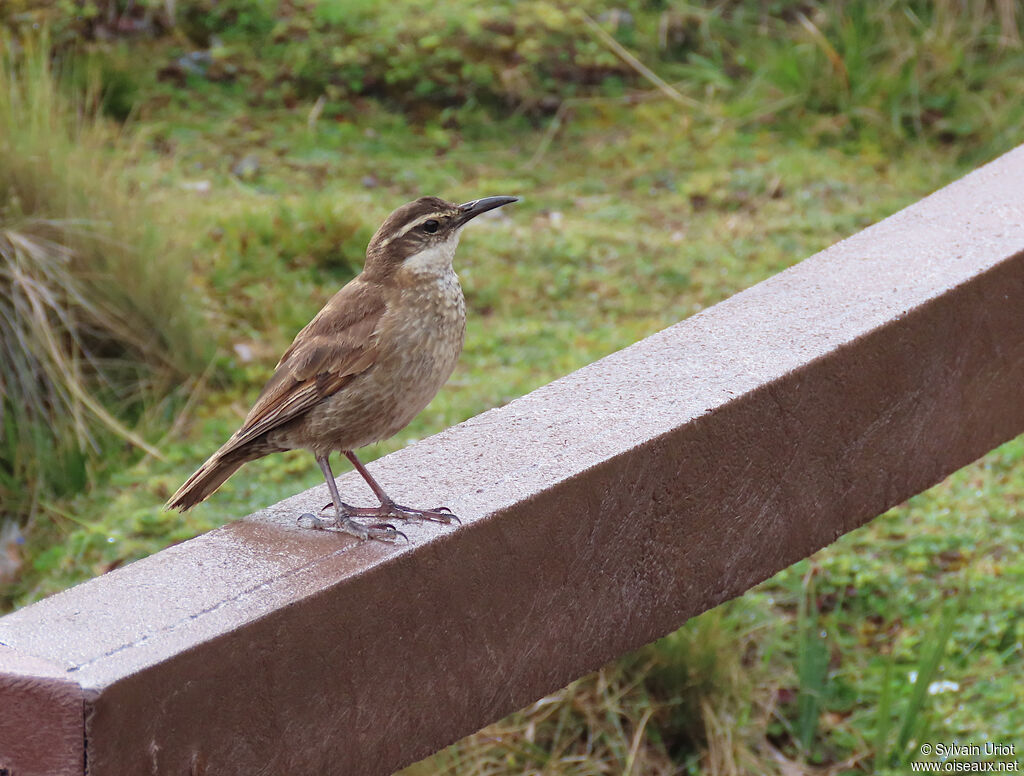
166,448,249,511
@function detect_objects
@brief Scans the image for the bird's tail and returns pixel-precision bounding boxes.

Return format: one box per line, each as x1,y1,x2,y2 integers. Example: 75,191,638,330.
166,444,252,512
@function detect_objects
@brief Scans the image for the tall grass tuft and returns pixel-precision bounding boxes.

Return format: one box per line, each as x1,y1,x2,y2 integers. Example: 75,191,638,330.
702,0,1024,156
794,568,830,758
0,34,208,519
874,599,959,769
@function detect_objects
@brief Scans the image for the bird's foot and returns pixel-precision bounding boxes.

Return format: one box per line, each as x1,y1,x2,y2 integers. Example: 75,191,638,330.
297,513,406,542
319,500,460,525
381,501,461,525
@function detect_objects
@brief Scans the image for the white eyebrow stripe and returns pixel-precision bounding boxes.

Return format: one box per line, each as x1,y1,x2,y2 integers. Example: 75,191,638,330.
376,212,451,248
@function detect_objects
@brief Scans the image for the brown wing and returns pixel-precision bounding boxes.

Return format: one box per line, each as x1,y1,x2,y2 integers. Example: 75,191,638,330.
219,277,386,455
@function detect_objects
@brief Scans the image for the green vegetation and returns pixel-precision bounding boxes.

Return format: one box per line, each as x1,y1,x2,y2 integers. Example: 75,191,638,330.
1,1,1022,772
0,35,208,529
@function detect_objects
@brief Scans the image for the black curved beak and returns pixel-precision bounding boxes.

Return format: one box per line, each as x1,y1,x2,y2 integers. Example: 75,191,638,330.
455,195,519,226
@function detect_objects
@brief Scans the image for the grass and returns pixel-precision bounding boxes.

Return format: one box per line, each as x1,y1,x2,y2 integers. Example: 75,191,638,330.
0,34,209,533
1,1,1023,772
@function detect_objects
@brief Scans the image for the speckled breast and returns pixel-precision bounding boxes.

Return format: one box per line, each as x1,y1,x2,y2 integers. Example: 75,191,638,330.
289,270,466,454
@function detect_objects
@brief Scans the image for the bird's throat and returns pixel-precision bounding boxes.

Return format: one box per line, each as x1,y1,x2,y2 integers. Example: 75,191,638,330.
400,232,462,277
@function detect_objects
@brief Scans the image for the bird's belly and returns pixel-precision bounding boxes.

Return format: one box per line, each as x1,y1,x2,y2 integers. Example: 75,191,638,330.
290,292,466,454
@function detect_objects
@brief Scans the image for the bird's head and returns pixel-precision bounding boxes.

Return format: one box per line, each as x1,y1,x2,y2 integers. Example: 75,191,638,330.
364,195,518,280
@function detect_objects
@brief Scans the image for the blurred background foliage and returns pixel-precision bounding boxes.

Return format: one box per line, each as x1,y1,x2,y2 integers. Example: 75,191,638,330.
1,0,1021,149
0,33,208,531
0,1,1021,773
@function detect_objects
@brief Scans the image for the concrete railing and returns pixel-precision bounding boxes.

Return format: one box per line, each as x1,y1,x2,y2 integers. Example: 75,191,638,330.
2,144,1023,776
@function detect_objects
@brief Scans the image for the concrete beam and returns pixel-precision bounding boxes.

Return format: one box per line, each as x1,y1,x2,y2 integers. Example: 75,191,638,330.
2,145,1023,776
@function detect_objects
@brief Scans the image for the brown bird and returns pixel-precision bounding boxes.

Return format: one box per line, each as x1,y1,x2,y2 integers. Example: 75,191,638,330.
167,195,519,540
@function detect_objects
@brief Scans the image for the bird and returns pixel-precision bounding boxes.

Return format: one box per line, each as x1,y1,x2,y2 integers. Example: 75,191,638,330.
167,195,519,540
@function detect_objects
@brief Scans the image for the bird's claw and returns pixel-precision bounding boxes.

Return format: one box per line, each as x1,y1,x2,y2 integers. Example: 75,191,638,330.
297,513,405,542
298,512,332,530
318,501,460,525
378,502,460,524
369,523,408,542
411,505,461,524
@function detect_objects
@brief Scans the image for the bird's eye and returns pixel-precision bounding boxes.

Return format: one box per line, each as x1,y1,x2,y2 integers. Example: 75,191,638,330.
422,219,439,233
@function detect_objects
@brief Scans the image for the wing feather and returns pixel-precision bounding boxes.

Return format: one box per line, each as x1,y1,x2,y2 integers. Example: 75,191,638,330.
219,278,385,454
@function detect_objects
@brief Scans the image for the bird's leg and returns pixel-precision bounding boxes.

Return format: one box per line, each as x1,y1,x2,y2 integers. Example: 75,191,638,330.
298,454,404,541
329,450,460,524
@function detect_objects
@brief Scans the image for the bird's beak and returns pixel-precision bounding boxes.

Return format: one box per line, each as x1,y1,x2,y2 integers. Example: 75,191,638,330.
455,195,519,226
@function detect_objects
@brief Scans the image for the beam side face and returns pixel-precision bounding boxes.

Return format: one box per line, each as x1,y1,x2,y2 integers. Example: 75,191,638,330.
0,648,84,776
0,145,1020,774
